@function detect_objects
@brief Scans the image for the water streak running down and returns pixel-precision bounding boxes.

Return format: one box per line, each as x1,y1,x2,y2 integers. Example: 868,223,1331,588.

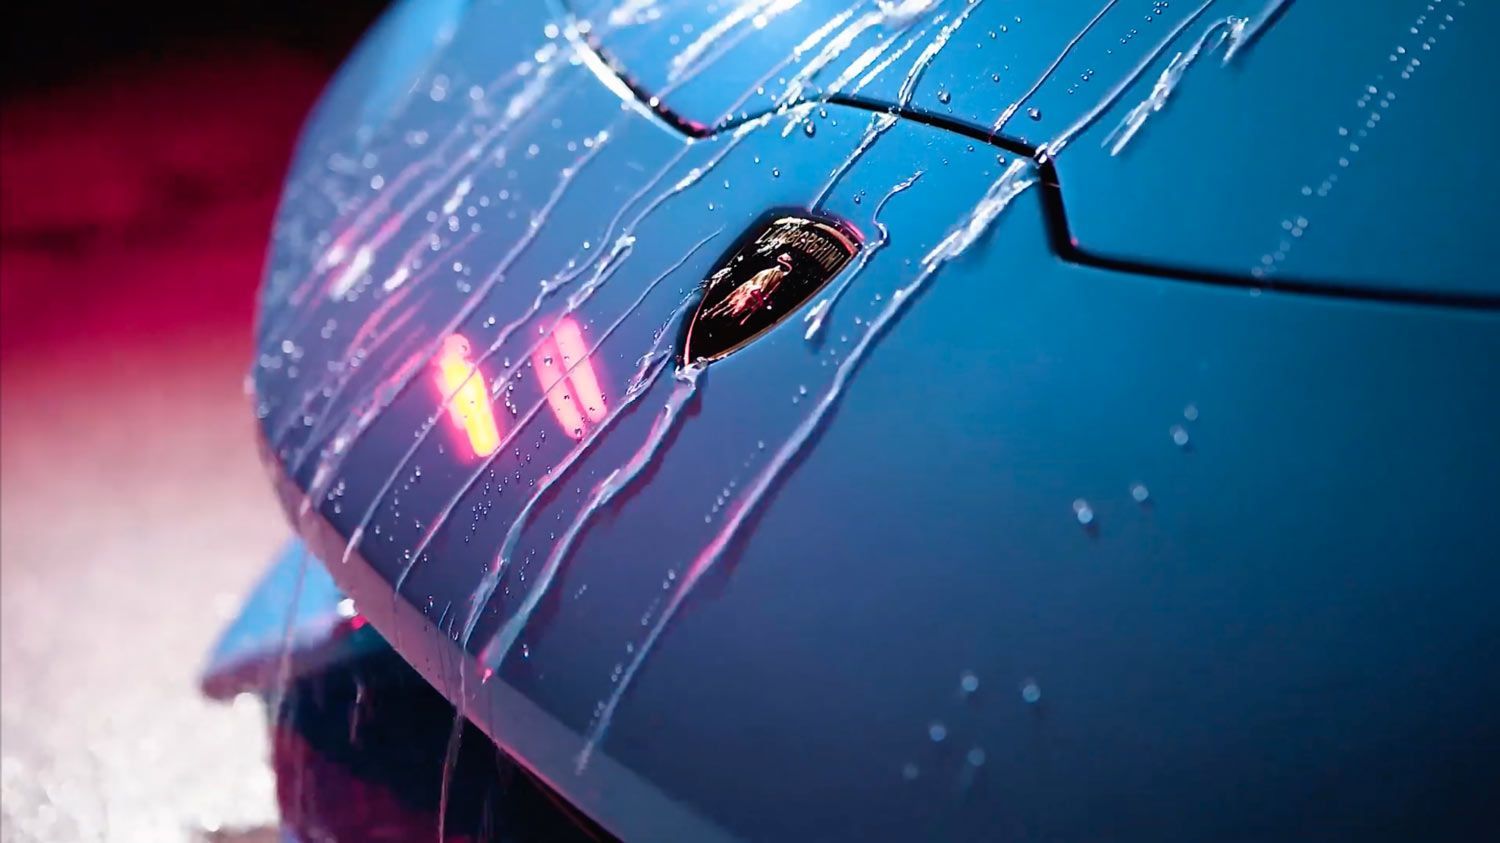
433,338,688,824
834,10,936,93
368,0,912,622
1223,0,1295,63
805,170,922,340
668,0,806,84
826,23,912,94
1035,0,1217,162
578,160,1038,772
307,54,569,308
376,144,772,564
993,0,1121,132
433,303,706,838
775,0,941,106
267,0,1335,822
289,77,596,509
1102,19,1238,155
876,0,941,29
281,52,545,311
449,236,721,650
924,158,1038,265
385,15,904,779
811,113,898,207
461,349,675,650
1103,1,1293,155
315,128,615,573
390,229,720,598
895,0,984,105
778,0,944,139
478,363,707,676
271,283,431,465
561,3,869,290
811,0,977,218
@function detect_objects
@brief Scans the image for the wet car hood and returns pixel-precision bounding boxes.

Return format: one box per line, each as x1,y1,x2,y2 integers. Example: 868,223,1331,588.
568,0,1500,303
254,1,1500,840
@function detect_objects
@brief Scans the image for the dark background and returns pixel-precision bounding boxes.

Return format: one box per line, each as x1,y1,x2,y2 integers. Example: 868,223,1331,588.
2,2,385,95
1,3,384,840
1,0,386,346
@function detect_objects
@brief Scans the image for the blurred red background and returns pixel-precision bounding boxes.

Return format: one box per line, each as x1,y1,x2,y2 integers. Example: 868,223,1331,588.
1,4,381,840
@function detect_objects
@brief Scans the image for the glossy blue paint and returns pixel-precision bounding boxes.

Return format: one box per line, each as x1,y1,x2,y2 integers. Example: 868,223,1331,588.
246,1,1500,840
290,0,475,170
571,0,1500,303
1050,0,1500,302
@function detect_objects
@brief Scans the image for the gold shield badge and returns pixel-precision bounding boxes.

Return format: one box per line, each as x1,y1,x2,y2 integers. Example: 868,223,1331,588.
681,212,860,365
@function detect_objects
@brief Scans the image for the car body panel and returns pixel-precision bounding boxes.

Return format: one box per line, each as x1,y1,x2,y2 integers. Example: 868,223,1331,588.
566,0,1500,302
1048,0,1500,303
250,1,1500,840
561,0,1227,141
200,539,382,700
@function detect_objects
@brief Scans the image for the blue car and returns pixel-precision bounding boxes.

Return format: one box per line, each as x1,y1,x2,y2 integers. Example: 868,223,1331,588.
206,1,1500,840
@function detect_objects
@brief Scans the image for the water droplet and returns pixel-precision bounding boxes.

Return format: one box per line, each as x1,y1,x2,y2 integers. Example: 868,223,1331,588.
1027,107,1042,120
959,671,980,694
803,121,816,137
937,90,952,104
1020,679,1041,704
1183,403,1199,421
966,747,987,767
1072,498,1094,525
1130,483,1150,503
928,721,948,742
901,762,920,781
1170,424,1190,448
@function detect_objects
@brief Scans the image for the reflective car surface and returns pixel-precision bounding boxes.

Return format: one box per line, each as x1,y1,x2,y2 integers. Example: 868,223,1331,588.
217,1,1500,840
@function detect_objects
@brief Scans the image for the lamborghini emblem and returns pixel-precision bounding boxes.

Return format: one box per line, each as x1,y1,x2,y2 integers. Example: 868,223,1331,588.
681,212,860,364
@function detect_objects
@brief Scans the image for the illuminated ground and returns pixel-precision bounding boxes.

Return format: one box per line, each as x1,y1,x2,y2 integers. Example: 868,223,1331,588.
1,51,327,842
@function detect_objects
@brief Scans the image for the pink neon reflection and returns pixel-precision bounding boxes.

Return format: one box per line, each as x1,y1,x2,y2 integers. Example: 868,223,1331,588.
553,318,607,423
532,317,607,439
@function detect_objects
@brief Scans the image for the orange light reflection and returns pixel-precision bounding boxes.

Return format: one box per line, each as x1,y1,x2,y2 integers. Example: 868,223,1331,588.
436,334,501,458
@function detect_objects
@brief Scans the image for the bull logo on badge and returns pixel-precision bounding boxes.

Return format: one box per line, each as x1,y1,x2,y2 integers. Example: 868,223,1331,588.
681,213,860,365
